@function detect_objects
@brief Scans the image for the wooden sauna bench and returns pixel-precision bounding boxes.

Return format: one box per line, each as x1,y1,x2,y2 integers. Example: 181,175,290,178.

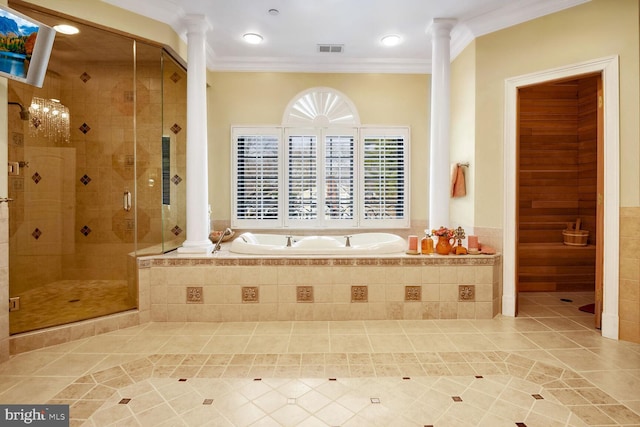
518,242,596,292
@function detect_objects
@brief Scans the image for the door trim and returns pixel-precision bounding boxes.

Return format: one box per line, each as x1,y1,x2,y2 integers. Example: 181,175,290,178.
503,56,620,340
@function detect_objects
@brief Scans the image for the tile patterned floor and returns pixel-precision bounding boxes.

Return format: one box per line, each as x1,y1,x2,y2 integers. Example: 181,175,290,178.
1,291,639,426
9,280,136,334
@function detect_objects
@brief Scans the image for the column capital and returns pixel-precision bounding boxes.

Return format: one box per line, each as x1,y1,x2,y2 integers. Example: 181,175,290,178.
183,14,212,35
427,18,457,38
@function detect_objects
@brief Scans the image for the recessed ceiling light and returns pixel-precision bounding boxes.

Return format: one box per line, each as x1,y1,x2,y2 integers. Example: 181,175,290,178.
268,8,279,16
381,34,401,47
243,33,263,44
53,24,79,35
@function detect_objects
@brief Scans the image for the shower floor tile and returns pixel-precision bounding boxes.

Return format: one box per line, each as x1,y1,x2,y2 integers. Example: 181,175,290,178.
9,279,135,334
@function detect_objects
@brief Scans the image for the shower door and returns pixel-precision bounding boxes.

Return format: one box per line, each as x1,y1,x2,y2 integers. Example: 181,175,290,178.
6,3,178,334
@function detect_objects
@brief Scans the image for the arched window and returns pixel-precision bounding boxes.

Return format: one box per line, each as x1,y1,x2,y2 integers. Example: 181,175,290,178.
232,87,409,229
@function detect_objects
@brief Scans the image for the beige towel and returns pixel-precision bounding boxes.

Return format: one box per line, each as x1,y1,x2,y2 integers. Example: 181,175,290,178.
450,163,466,198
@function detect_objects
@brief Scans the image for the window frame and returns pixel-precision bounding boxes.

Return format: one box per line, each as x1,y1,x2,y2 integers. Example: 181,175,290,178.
231,125,410,230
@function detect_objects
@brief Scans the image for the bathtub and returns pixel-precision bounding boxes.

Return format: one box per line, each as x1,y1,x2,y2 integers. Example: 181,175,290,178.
229,232,406,255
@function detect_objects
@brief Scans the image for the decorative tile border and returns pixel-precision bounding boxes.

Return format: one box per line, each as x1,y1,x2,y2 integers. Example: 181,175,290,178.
54,351,640,426
141,254,500,268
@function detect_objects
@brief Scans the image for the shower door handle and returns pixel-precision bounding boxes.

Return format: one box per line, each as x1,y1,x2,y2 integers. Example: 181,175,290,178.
0,198,13,203
123,191,131,212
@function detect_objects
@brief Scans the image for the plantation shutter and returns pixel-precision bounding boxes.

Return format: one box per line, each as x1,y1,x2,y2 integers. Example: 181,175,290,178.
361,131,409,227
324,135,354,220
233,133,280,225
287,135,317,220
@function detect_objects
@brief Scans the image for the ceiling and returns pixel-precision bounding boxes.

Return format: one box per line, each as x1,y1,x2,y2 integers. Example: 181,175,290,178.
100,0,589,73
15,0,590,74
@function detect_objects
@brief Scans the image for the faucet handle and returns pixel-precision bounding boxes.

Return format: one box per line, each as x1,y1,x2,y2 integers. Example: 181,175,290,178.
286,235,293,247
344,235,352,247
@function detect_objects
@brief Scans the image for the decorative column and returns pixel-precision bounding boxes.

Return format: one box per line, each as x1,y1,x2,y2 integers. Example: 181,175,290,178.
178,15,214,254
428,18,456,229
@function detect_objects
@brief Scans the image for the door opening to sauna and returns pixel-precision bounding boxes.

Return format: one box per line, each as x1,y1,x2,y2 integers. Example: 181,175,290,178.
516,73,602,322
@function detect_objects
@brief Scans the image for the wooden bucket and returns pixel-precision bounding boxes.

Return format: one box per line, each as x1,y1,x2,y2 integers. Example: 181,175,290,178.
562,229,589,246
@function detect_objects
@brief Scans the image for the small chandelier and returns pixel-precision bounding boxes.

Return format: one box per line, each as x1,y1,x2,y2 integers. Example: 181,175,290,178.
29,97,70,144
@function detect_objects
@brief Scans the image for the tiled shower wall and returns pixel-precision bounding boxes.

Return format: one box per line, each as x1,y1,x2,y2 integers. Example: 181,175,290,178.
7,56,187,296
620,207,640,343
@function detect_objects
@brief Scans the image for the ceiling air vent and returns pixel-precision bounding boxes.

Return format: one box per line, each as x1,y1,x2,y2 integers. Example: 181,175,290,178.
318,44,344,53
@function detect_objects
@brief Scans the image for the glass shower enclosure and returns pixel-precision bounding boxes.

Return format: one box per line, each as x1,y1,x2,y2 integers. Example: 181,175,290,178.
6,2,186,334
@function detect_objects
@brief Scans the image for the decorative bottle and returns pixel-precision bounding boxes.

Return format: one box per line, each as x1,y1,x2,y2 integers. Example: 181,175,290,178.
421,230,434,255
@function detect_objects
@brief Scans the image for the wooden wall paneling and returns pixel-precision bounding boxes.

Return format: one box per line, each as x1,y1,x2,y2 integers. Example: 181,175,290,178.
517,77,597,292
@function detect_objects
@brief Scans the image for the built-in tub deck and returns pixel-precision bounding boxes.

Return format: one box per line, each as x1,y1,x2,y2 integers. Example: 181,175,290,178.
138,248,502,322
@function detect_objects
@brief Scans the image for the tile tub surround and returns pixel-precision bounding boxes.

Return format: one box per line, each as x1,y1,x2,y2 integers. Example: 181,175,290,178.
139,252,502,323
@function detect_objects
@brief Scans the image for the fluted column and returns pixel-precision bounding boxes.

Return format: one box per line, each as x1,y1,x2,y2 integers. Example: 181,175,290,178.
428,19,456,229
178,15,214,254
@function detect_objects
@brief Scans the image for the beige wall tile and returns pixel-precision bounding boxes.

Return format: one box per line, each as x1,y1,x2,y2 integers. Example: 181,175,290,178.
620,279,639,301
457,302,476,319
421,267,440,284
439,302,458,319
422,283,440,302
422,302,440,319
457,266,476,284
475,266,493,284
620,257,639,281
619,299,640,322
476,302,494,319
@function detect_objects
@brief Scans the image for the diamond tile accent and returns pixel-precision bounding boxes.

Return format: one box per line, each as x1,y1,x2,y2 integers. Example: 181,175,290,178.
80,174,92,185
459,285,475,301
351,285,368,302
170,72,182,83
452,396,463,402
79,123,91,134
79,72,91,82
171,225,183,236
118,398,131,405
187,287,203,304
170,123,182,134
171,174,182,185
370,398,380,404
31,172,42,184
203,399,213,405
242,286,259,303
32,228,42,240
405,285,421,301
532,394,544,400
80,225,92,236
297,286,313,303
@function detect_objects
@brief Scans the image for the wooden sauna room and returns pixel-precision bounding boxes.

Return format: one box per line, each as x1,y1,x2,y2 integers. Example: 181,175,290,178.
517,74,601,293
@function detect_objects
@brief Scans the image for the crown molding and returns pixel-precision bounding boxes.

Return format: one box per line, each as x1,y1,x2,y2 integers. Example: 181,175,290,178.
207,56,431,74
103,0,591,74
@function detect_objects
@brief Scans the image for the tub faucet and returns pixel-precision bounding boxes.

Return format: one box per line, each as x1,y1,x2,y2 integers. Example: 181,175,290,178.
344,235,352,248
213,228,233,252
286,235,293,247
